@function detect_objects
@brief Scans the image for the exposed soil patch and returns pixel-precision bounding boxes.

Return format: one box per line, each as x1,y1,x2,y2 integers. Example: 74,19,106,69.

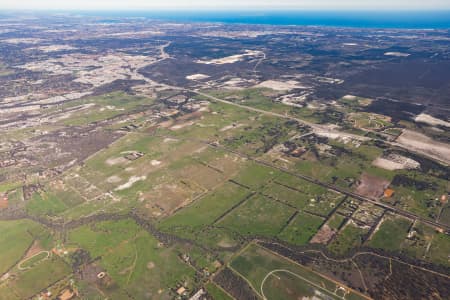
396,129,450,165
310,224,336,245
355,173,390,199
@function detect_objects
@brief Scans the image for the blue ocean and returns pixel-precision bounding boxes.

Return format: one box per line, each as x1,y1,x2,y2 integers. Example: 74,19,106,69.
84,10,450,29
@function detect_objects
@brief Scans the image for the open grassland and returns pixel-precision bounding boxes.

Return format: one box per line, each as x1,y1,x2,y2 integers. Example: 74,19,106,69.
56,92,155,126
231,162,280,189
158,181,251,239
26,191,69,217
230,243,368,300
278,212,325,245
0,256,70,300
219,194,296,237
427,232,450,267
0,61,12,76
385,173,448,221
0,220,49,275
68,219,195,299
328,222,369,256
205,282,233,300
367,215,412,251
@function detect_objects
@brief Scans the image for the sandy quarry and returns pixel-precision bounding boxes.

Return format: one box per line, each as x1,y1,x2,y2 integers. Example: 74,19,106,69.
384,52,410,57
372,154,420,171
19,52,157,87
256,80,307,91
106,157,128,166
3,38,43,44
186,73,210,80
414,113,450,128
196,50,263,65
35,44,77,52
395,129,450,165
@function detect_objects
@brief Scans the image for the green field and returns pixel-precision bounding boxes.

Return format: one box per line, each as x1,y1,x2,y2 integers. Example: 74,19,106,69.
26,191,68,216
278,212,325,245
219,194,296,237
19,251,49,269
368,216,411,251
0,219,48,275
68,219,196,299
158,181,251,239
230,243,368,300
0,256,71,300
205,282,233,300
427,232,450,267
328,222,368,256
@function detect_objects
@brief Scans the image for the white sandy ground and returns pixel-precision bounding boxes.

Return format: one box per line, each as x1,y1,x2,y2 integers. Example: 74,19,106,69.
196,50,263,65
2,38,43,44
35,44,77,52
256,80,308,91
220,123,245,132
186,73,210,80
342,95,357,100
395,129,450,165
18,53,157,88
372,154,420,171
0,105,40,114
170,121,195,130
106,157,128,166
414,113,450,128
163,137,178,143
384,52,410,57
115,176,146,191
314,129,369,143
106,175,122,183
150,160,162,166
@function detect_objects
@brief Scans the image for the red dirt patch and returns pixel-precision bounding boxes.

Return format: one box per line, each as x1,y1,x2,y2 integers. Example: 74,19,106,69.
24,240,44,259
310,224,336,244
355,173,390,199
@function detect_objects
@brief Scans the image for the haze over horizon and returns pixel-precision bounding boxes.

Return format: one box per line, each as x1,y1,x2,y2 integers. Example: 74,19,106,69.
1,0,450,11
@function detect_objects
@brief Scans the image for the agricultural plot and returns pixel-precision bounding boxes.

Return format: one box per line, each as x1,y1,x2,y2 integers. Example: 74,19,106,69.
347,112,393,131
68,219,196,299
0,219,49,275
0,256,71,300
231,162,280,190
328,222,369,256
26,190,70,217
427,232,450,267
45,129,245,220
204,89,284,112
291,140,391,191
205,282,233,300
278,212,325,245
158,181,251,239
401,221,437,261
162,100,257,140
385,173,448,220
262,181,312,209
55,92,155,127
218,194,296,237
219,115,300,156
264,173,343,217
367,215,412,252
230,243,368,300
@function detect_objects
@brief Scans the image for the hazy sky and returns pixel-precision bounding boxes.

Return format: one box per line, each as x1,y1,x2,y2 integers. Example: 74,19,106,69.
1,0,450,10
